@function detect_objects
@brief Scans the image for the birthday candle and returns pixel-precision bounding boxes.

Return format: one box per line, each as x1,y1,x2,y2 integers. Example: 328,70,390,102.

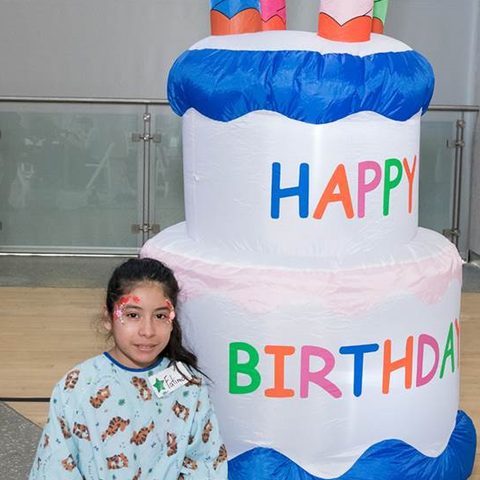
372,0,390,34
260,0,286,31
318,0,374,43
210,0,262,36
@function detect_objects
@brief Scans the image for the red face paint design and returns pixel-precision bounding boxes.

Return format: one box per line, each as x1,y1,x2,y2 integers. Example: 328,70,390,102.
165,300,176,321
114,296,175,324
114,296,131,323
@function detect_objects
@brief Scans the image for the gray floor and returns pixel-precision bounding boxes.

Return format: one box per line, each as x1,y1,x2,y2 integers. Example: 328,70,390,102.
0,402,41,480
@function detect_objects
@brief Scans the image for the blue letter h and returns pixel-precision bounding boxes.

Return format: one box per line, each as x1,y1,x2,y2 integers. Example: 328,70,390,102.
271,162,309,219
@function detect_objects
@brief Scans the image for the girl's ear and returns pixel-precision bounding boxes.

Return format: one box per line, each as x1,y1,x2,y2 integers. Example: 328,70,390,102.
103,306,113,332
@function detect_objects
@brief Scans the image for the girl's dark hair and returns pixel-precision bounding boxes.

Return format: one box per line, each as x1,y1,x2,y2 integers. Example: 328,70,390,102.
106,257,201,374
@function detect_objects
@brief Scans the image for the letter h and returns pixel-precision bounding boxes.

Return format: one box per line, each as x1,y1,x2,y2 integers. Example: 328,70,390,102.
271,162,309,219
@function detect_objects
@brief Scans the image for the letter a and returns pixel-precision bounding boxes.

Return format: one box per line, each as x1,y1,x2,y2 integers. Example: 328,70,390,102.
313,164,354,220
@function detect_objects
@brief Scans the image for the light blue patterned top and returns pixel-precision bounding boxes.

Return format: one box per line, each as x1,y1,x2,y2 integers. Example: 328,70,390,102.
29,353,228,480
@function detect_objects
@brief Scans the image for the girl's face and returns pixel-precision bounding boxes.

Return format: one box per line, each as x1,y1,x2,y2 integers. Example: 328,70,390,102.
104,282,175,369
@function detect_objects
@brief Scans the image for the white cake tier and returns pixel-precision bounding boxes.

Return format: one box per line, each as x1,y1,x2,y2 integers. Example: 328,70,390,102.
189,29,411,55
142,224,462,478
183,109,421,257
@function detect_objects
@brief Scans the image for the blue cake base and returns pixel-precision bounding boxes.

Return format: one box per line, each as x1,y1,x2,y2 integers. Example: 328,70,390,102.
228,411,477,480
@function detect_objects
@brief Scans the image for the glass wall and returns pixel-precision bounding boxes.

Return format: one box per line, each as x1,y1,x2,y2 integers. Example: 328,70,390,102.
418,112,456,235
152,112,184,231
0,102,183,254
419,109,477,257
0,101,475,255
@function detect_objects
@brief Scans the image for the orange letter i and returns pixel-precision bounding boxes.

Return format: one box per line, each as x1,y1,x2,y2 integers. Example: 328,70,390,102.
264,345,296,398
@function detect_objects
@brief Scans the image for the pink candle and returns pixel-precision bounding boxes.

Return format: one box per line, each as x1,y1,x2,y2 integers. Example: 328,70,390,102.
260,0,286,31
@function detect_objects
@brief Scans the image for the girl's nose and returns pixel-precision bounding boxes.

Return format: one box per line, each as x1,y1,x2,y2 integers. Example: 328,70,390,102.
138,319,155,337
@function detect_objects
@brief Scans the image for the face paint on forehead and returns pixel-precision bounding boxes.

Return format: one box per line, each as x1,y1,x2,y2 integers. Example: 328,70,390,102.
165,299,176,321
118,296,130,305
113,296,131,324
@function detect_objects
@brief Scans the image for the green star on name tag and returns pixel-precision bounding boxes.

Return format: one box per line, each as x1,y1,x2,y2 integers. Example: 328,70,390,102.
153,379,165,393
148,362,192,399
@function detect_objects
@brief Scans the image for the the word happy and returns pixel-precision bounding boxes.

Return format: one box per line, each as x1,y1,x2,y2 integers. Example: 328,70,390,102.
270,156,417,219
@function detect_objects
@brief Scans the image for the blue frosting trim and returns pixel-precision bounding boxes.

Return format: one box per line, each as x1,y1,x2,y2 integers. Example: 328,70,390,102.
168,49,435,124
211,0,260,17
228,411,476,480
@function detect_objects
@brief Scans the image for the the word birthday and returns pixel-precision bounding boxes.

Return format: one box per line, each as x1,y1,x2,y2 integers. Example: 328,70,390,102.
271,156,417,219
229,319,459,398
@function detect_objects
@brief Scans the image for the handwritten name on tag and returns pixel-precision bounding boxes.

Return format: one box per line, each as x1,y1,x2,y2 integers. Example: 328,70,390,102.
148,362,192,398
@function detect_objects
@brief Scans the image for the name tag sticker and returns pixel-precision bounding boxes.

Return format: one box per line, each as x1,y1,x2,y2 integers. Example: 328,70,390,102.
148,362,192,398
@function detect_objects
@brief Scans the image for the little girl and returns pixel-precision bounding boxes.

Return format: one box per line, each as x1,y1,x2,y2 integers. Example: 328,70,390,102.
29,258,228,480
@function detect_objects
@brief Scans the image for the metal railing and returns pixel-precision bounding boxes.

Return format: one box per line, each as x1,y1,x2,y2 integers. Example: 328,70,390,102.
0,96,168,105
0,97,478,254
428,105,479,249
0,96,173,250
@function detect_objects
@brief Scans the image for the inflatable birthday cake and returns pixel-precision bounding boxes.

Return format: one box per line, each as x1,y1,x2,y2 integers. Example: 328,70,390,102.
142,1,477,478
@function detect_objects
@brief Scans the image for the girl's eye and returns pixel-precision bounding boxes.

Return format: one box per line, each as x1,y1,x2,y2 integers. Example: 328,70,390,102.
126,312,139,319
156,313,168,321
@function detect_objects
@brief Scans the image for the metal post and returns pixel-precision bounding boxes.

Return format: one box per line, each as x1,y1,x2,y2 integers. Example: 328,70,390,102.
131,107,162,242
142,107,151,245
444,113,466,247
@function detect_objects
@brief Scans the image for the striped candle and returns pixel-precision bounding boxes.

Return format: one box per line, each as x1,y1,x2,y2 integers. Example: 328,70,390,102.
210,0,262,35
260,0,286,31
318,0,374,43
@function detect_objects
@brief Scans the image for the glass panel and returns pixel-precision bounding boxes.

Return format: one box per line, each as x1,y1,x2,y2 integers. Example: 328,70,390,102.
419,113,456,235
151,108,185,233
0,104,144,254
0,103,467,253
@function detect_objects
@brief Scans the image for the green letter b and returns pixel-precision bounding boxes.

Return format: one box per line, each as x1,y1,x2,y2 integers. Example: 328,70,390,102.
229,342,261,394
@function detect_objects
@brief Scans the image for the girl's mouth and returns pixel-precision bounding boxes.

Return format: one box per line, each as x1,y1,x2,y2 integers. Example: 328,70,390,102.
136,345,156,351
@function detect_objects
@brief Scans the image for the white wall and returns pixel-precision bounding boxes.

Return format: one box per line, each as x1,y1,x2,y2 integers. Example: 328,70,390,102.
469,5,480,258
0,0,477,103
0,0,210,99
387,0,478,106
